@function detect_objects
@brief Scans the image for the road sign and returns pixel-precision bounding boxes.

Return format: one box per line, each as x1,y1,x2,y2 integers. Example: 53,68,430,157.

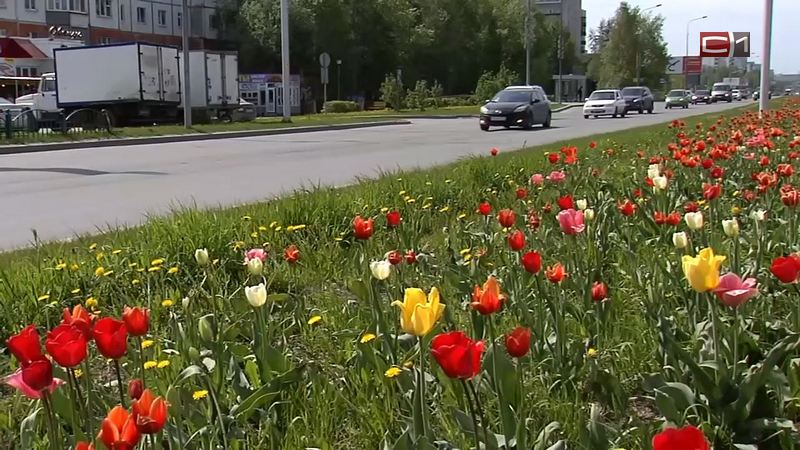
722,77,741,87
321,67,329,84
319,52,331,68
666,57,683,75
684,57,702,75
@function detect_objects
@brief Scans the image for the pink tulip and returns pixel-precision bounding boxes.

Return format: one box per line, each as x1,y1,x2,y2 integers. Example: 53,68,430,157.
546,170,566,183
244,248,267,263
530,173,544,185
556,209,585,235
2,370,64,399
713,273,758,308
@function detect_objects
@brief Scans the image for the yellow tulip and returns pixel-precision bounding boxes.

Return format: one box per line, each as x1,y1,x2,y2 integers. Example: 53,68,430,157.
392,287,445,337
682,247,726,292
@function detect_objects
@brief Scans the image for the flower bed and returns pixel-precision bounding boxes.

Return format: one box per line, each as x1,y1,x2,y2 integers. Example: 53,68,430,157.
1,100,800,449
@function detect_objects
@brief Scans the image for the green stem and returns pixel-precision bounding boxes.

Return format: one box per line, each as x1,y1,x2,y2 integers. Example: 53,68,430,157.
418,336,429,440
709,295,721,382
487,317,511,443
137,336,147,389
515,361,526,450
732,308,739,380
467,379,490,446
206,376,229,450
65,371,83,440
113,359,126,407
41,391,60,450
460,380,481,450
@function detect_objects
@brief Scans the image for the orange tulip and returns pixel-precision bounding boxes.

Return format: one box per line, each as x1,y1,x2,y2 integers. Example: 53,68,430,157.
132,389,169,434
98,406,140,450
471,275,505,315
545,263,567,283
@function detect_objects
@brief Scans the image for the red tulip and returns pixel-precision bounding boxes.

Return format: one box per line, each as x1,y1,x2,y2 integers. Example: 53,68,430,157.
122,307,149,337
653,211,667,225
557,195,574,210
471,275,505,315
709,166,725,179
778,163,794,177
132,389,169,434
3,363,62,399
45,324,87,368
515,187,528,199
386,210,401,227
589,141,597,149
283,244,300,264
21,358,54,393
666,212,682,226
93,317,128,360
128,378,144,400
75,442,95,450
521,251,542,274
386,250,403,265
771,254,800,283
701,158,713,169
617,199,637,216
684,201,699,213
490,147,499,156
353,216,374,240
405,250,417,264
504,327,531,358
477,202,492,216
507,230,525,251
497,209,516,228
7,325,43,367
782,188,799,207
548,153,560,164
62,305,93,340
546,263,566,283
527,209,541,230
652,425,708,450
702,183,721,201
99,406,141,450
591,281,608,302
430,331,484,379
760,155,770,167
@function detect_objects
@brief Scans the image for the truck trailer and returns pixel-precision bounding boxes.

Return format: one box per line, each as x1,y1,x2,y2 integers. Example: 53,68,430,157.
183,50,240,122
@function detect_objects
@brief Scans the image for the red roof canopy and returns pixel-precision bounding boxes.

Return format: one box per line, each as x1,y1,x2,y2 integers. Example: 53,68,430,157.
0,38,48,59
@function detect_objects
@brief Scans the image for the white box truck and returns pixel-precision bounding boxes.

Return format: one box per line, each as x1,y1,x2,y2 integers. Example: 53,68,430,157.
182,50,240,121
16,42,181,126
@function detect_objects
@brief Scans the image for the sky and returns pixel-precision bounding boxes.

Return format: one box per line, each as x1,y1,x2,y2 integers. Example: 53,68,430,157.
584,0,799,74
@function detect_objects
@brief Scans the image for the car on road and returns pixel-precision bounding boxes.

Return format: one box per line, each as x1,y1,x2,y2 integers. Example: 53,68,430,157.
479,85,552,131
583,89,627,119
665,90,691,109
621,86,654,114
692,90,712,104
711,82,733,103
232,98,257,122
732,89,743,101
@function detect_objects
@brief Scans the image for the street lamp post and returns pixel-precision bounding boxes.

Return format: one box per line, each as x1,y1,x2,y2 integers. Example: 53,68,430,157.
336,59,342,100
280,0,291,122
759,0,773,113
181,0,191,128
684,15,708,89
635,4,662,84
525,0,531,85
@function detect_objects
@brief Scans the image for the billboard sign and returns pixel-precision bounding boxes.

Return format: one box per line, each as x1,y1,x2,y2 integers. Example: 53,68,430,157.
666,57,683,75
684,57,702,74
700,32,750,57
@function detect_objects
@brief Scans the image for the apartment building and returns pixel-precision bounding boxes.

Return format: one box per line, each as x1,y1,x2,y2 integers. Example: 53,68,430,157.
536,0,587,56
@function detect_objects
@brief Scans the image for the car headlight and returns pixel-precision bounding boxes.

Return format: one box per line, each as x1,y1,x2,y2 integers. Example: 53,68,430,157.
513,105,527,113
632,98,639,102
480,106,489,114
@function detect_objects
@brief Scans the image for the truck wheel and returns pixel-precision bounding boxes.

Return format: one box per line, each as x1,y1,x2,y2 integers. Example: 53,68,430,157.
219,112,232,123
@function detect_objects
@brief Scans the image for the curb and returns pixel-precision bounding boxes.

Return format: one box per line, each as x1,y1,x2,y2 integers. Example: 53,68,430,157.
0,120,411,155
552,104,582,113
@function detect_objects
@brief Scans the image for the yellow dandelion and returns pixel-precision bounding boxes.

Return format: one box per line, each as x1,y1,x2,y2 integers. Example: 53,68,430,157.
463,254,473,262
161,299,174,308
360,333,376,344
148,266,161,273
141,340,154,349
422,203,431,209
307,315,322,326
457,213,468,220
212,259,220,265
291,224,306,231
334,237,343,242
55,262,67,271
193,390,209,400
732,190,741,197
71,288,81,294
731,206,742,215
399,190,407,196
88,243,97,251
73,369,83,378
241,215,252,221
587,348,598,358
128,262,138,268
157,360,170,369
445,179,453,184
384,366,402,378
132,279,141,286
402,360,414,369
269,221,278,228
425,197,433,201
37,294,50,302
95,252,105,262
69,264,80,272
697,199,707,206
425,181,432,186
233,241,245,250
380,207,389,213
167,266,179,274
275,226,283,232
438,206,450,213
143,361,157,370
459,248,471,255
85,297,98,308
151,258,165,266
94,267,106,277
406,198,416,204
112,249,123,255
250,231,259,238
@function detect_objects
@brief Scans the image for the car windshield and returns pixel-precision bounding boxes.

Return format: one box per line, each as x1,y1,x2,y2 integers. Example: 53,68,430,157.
667,90,685,97
713,84,731,91
695,90,709,95
621,88,644,96
589,91,616,100
41,78,56,93
492,90,531,103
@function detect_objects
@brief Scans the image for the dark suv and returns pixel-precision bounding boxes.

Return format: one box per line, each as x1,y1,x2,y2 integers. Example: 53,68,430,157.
621,86,654,114
479,86,552,131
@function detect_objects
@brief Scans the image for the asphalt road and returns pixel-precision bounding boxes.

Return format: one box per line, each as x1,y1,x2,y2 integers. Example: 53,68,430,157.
0,100,751,250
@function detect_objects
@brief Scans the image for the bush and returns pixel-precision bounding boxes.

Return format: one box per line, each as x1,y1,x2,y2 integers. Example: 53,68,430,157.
438,96,479,107
323,101,360,113
406,80,430,111
379,75,405,110
474,65,520,104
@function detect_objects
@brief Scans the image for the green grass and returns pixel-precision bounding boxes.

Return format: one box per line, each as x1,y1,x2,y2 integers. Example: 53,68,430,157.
0,99,791,449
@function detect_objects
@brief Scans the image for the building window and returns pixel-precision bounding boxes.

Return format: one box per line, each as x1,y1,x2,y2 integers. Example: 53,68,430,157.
28,31,39,38
0,0,7,8
0,29,6,37
16,67,38,77
47,0,87,13
157,9,166,26
95,0,111,17
176,11,181,27
101,36,112,44
119,3,124,20
208,14,216,30
136,6,146,23
24,0,36,10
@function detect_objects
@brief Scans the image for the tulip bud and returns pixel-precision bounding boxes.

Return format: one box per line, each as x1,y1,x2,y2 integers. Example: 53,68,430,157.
722,219,740,237
128,378,144,400
188,346,201,362
246,257,263,276
685,212,704,230
673,232,689,249
584,208,595,221
647,164,661,180
182,297,191,309
245,283,267,308
652,175,668,191
576,199,588,210
198,316,215,344
750,209,766,221
370,260,392,280
194,248,209,266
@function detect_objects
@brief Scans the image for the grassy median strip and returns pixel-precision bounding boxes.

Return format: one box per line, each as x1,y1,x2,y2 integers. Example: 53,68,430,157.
0,100,778,448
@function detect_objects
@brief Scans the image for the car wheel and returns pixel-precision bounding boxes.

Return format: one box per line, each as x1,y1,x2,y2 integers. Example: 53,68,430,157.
522,113,533,130
542,112,551,128
638,107,644,114
612,111,617,118
648,106,654,114
480,124,490,131
503,125,511,129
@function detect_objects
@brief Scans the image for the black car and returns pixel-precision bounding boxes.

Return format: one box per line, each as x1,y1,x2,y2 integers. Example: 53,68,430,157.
479,86,552,131
621,86,654,114
692,90,712,104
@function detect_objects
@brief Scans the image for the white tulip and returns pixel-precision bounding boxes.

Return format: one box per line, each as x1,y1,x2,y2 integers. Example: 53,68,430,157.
245,283,267,308
685,212,704,230
194,248,209,266
576,199,588,210
246,257,263,276
647,164,661,180
750,209,767,221
370,260,392,280
672,232,688,249
652,175,668,191
584,208,595,221
722,219,740,237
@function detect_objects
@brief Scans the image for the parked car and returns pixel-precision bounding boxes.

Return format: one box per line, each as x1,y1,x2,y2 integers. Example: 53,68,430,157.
692,90,712,104
752,90,772,101
621,86,654,114
479,85,552,131
583,89,627,119
232,98,257,122
665,90,691,109
732,89,743,101
785,88,794,96
711,82,733,103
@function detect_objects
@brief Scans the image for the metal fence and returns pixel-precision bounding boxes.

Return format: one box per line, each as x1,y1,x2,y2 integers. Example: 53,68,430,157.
0,108,113,142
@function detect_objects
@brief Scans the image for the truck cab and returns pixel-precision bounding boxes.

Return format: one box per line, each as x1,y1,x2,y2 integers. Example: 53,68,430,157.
14,73,61,121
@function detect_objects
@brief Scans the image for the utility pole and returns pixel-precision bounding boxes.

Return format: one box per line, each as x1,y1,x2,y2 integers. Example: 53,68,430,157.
525,0,531,85
557,8,563,103
685,15,707,89
280,0,291,122
181,0,191,128
759,0,773,114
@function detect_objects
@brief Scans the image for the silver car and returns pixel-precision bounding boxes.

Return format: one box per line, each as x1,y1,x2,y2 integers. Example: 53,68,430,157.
232,98,257,122
583,89,627,119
